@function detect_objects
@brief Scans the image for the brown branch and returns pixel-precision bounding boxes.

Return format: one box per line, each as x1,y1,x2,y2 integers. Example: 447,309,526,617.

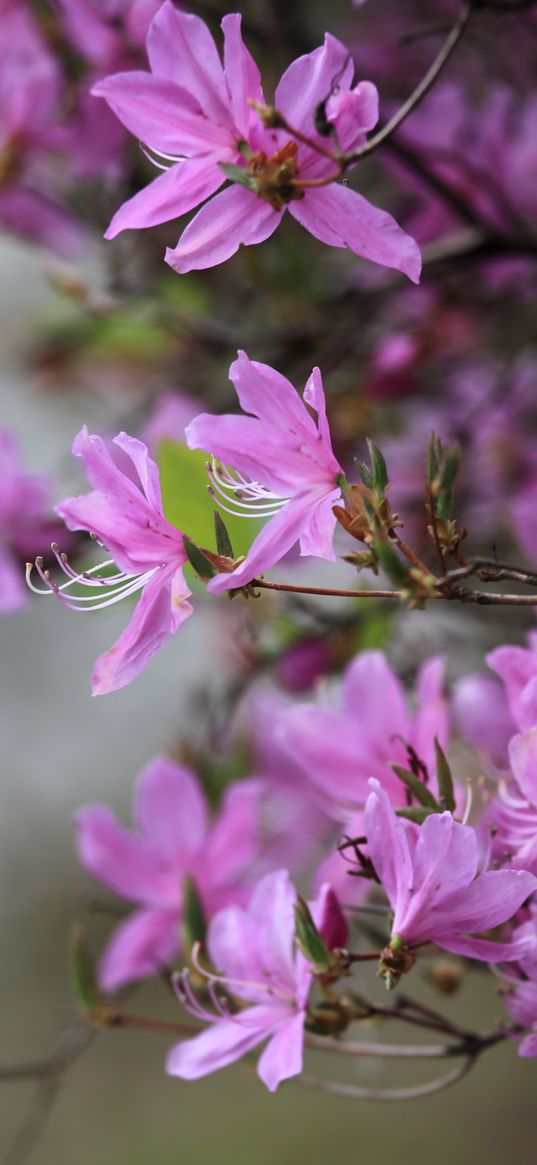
347,3,473,163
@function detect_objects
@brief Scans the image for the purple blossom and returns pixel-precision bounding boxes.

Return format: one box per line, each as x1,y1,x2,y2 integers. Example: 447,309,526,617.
92,2,421,280
366,779,537,964
186,351,345,594
0,1,83,254
28,427,192,695
76,756,260,990
505,906,537,1057
279,650,448,819
488,633,537,733
0,428,61,614
167,870,346,1091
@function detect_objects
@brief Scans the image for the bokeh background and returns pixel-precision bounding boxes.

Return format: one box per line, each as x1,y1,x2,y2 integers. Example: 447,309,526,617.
2,0,537,1161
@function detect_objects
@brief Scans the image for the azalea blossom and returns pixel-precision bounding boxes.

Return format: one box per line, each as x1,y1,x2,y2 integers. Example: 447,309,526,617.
365,779,537,967
487,633,537,732
504,906,537,1057
93,2,421,280
279,650,448,819
186,351,345,594
167,870,346,1092
27,427,192,695
76,756,261,990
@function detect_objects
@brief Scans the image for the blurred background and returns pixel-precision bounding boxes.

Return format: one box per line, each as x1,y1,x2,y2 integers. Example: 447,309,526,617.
2,0,537,1161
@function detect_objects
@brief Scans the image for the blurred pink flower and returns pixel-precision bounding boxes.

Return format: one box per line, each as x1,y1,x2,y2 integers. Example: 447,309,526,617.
76,756,261,990
167,870,346,1091
0,429,61,614
93,2,421,279
186,351,345,594
0,1,84,253
279,650,448,819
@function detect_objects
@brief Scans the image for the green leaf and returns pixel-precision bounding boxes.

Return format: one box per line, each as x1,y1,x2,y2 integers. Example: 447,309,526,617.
355,457,374,490
294,895,332,974
367,439,388,497
219,162,257,190
181,877,207,951
395,806,438,824
214,510,234,559
159,441,261,560
70,925,101,1012
435,738,456,812
391,765,439,809
427,433,440,487
183,537,216,580
374,537,410,586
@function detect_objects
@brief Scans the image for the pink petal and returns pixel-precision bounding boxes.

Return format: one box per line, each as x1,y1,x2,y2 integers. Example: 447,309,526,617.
343,651,409,743
166,1005,283,1079
0,186,84,257
112,431,163,510
298,490,339,559
257,1011,305,1091
487,643,537,732
278,704,382,812
303,366,333,450
275,34,353,138
314,884,348,950
165,184,281,273
509,729,537,808
364,780,413,911
452,673,514,766
91,566,193,696
98,907,179,992
105,158,225,239
327,82,379,152
147,1,231,126
433,869,537,936
228,350,317,437
186,412,313,495
289,183,421,283
92,72,233,156
222,13,264,140
439,931,537,964
207,904,266,998
75,806,172,903
134,756,209,864
203,780,260,886
207,493,319,595
249,870,297,987
519,1032,537,1058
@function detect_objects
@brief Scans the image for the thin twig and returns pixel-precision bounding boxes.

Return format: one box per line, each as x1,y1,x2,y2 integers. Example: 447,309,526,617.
348,2,473,162
299,1056,476,1101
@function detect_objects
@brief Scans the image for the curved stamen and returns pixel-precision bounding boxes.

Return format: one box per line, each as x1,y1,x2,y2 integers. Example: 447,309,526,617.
189,942,293,1003
206,459,290,520
26,549,157,612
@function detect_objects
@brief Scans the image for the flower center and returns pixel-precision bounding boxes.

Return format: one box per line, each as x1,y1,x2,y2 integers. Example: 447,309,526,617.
207,459,290,519
246,141,304,211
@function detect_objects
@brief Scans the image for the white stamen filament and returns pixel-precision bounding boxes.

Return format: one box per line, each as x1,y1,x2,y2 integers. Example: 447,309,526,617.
207,459,290,520
26,547,157,612
139,142,187,171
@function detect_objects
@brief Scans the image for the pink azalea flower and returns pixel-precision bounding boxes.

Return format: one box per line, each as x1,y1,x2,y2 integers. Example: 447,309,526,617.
28,427,192,695
486,729,537,877
167,870,346,1092
186,351,345,594
365,779,537,963
76,756,261,990
487,633,537,733
0,1,83,255
0,428,62,614
92,2,421,280
279,650,448,819
452,672,515,769
505,907,537,1057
